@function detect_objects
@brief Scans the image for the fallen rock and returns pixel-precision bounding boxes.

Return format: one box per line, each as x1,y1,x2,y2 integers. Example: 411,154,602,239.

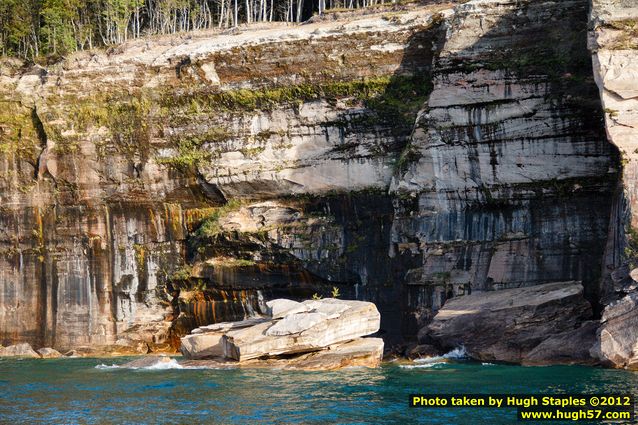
591,293,638,369
0,343,40,358
223,299,380,361
37,348,62,359
523,321,600,366
266,299,310,319
426,282,593,363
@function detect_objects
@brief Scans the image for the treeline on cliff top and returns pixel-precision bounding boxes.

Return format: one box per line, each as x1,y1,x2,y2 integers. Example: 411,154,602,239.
0,0,400,61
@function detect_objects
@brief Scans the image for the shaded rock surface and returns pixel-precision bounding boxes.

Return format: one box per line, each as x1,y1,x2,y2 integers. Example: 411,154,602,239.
0,343,40,358
426,282,594,363
524,321,600,366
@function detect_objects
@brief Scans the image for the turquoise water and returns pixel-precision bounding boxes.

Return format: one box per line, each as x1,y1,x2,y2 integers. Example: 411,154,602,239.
1,357,637,424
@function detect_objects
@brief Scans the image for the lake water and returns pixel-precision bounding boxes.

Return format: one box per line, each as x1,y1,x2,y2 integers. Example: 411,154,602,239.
1,355,637,424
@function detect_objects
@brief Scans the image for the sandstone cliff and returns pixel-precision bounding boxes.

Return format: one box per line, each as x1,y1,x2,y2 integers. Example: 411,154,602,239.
0,0,629,361
588,0,638,369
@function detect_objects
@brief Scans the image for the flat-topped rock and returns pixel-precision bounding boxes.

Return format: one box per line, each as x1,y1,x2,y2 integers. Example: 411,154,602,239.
223,299,380,361
179,298,383,368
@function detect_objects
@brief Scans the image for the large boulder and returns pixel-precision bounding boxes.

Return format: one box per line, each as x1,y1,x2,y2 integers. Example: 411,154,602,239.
37,348,62,359
0,343,40,358
591,293,638,369
222,299,380,361
426,282,593,363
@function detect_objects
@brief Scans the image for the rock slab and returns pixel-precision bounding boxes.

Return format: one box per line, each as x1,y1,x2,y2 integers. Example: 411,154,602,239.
426,282,594,363
222,299,380,361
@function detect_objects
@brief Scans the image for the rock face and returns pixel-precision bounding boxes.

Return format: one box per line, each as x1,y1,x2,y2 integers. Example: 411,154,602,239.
0,0,626,356
589,0,638,370
0,343,40,358
179,298,382,369
591,293,638,369
426,282,594,363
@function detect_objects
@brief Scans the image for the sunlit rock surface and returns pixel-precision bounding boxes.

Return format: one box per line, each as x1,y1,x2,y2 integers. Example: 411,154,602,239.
179,298,382,369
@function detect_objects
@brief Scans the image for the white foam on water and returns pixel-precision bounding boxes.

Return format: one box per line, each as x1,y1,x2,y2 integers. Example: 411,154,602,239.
142,358,184,370
442,346,468,359
400,361,446,369
95,364,120,370
412,346,468,365
95,358,185,370
481,362,495,366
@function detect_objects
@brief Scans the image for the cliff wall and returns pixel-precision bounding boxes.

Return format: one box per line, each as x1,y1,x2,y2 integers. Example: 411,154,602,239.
0,0,622,355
